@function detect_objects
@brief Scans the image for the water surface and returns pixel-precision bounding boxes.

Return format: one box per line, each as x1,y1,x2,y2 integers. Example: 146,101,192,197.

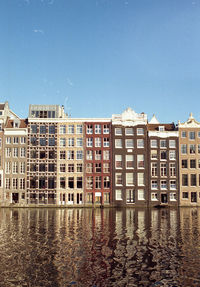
0,207,200,287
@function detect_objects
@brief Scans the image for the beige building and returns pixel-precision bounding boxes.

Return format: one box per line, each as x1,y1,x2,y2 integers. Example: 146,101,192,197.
4,119,27,205
179,113,200,206
57,121,84,205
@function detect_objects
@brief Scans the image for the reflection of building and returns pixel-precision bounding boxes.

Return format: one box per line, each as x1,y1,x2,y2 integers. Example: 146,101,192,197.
148,115,179,206
112,108,148,207
179,114,200,206
84,121,112,205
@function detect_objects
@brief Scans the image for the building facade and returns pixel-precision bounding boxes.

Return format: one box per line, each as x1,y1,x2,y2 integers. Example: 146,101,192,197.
112,108,148,207
179,113,200,206
147,115,179,206
84,121,112,205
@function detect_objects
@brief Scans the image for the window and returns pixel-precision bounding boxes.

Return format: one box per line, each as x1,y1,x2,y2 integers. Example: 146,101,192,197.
160,151,167,160
31,151,37,159
68,177,74,188
77,163,83,172
126,139,134,148
170,180,176,190
39,164,45,172
6,178,11,189
13,137,19,144
6,137,11,144
115,155,122,168
87,138,93,147
125,128,133,135
40,138,46,146
87,125,93,134
103,176,110,188
169,150,176,160
189,131,195,140
40,125,46,134
182,192,188,199
182,174,188,186
190,144,196,154
60,138,66,147
137,154,144,169
137,128,144,135
138,173,144,186
95,163,101,173
137,139,144,148
77,177,82,189
31,137,37,146
60,151,66,159
12,178,18,189
151,150,157,160
160,140,167,148
103,138,110,147
126,155,134,169
116,189,122,200
49,138,55,146
138,189,145,200
198,159,200,168
60,164,66,173
95,150,101,160
5,162,11,174
68,164,74,172
60,125,66,134
77,138,83,147
151,180,158,189
191,192,197,202
181,131,186,138
86,163,93,173
67,151,74,160
86,177,93,189
20,137,26,144
86,150,93,160
151,163,157,176
170,163,176,177
191,174,197,186
48,164,54,172
182,159,187,168
19,178,25,190
68,125,74,134
169,140,176,148
151,193,158,201
103,150,110,160
95,138,101,147
13,148,18,157
5,148,11,157
198,145,200,154
161,180,167,189
30,164,36,172
115,128,122,135
190,159,196,168
68,138,74,147
20,162,25,174
181,144,187,154
160,163,167,177
77,124,83,134
31,125,37,134
126,189,135,203
115,139,122,148
95,124,101,134
116,173,122,185
126,173,134,186
60,177,66,188
103,124,109,134
87,192,93,203
95,176,101,189
49,126,55,134
103,163,110,173
170,193,176,201
151,140,157,148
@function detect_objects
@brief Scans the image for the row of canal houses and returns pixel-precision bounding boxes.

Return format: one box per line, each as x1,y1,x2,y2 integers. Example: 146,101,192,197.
0,101,199,207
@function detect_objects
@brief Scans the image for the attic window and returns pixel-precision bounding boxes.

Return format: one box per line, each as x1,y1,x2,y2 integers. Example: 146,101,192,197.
0,111,2,116
159,126,165,132
14,122,19,128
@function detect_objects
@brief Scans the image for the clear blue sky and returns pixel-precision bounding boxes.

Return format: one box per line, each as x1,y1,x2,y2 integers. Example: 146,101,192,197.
0,0,200,123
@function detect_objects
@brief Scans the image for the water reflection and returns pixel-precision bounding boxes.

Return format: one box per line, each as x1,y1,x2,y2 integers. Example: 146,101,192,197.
0,208,200,286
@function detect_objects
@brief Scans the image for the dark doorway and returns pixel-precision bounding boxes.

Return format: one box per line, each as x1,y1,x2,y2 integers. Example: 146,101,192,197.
12,193,19,203
161,193,167,204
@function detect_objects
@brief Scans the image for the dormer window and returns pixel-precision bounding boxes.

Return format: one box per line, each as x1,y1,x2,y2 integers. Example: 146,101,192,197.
159,126,165,132
0,111,2,116
13,120,20,128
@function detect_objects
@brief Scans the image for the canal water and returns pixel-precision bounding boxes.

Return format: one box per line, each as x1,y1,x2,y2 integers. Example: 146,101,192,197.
0,208,200,287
